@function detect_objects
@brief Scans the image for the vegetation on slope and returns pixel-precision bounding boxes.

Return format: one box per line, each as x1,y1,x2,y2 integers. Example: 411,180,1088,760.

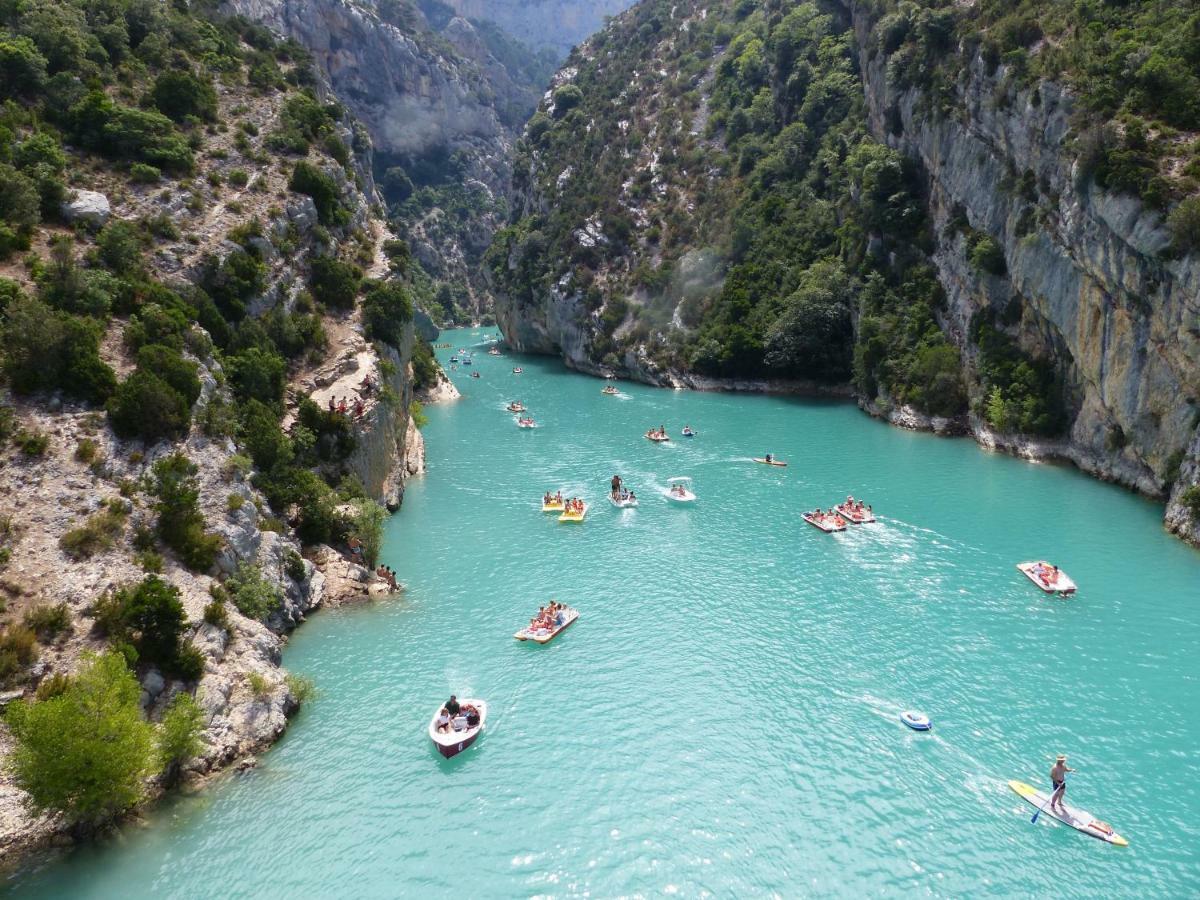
490,0,970,417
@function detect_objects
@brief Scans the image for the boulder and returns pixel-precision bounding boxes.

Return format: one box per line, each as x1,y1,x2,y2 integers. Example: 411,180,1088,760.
60,190,111,227
142,669,166,699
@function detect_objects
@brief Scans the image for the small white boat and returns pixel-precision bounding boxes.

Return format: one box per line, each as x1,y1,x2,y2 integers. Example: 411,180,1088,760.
516,417,536,428
462,357,472,366
449,356,459,363
512,367,523,374
681,426,696,437
900,710,931,731
645,430,670,443
1017,561,1077,595
506,402,526,413
514,607,579,643
802,511,846,533
428,699,487,758
488,348,501,356
666,476,695,503
601,385,619,395
608,492,638,508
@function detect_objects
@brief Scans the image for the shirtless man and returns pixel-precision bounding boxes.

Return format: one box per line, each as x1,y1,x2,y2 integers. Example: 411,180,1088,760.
1050,754,1074,815
611,474,622,499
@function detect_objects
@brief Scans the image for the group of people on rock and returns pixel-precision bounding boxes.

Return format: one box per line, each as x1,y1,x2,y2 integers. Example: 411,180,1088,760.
327,395,367,419
434,695,481,733
526,601,569,634
374,564,399,591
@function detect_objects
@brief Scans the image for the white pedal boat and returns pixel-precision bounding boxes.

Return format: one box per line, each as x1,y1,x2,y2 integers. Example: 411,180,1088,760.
429,699,487,758
835,502,875,524
514,608,579,643
1017,561,1076,595
802,512,846,533
666,476,695,503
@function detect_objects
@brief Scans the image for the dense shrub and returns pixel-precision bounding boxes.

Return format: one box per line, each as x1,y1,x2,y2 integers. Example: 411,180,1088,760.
93,575,186,671
68,91,194,173
224,562,281,620
1180,485,1200,521
157,693,203,785
107,370,191,442
0,298,116,402
0,624,39,685
150,70,217,123
149,454,222,571
226,346,286,404
308,255,362,309
6,652,156,825
289,161,346,226
361,280,413,347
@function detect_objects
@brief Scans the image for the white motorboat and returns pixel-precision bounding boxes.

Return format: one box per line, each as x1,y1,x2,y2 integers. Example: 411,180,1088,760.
666,476,696,503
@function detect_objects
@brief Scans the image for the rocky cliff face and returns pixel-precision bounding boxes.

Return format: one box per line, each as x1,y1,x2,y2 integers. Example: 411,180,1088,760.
492,0,1200,547
849,5,1200,500
443,0,636,58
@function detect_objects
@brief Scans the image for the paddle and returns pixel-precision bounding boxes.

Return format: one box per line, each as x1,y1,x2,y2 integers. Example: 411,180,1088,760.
1032,774,1067,824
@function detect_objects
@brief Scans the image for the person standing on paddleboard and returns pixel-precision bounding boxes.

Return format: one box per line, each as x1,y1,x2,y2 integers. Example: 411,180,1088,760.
1050,754,1074,815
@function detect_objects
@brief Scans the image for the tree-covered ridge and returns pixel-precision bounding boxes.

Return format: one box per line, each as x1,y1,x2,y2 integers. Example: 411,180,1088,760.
490,0,972,418
868,0,1200,225
0,0,416,827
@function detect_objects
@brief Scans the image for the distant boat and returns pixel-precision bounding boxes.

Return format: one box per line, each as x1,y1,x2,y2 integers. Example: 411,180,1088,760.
601,385,619,395
753,457,787,467
645,430,670,442
506,402,526,413
513,367,523,374
558,502,588,522
1017,561,1076,595
802,511,845,533
681,426,696,437
835,502,875,524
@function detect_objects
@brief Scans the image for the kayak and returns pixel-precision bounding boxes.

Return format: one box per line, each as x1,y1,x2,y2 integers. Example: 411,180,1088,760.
1008,781,1128,846
753,458,787,467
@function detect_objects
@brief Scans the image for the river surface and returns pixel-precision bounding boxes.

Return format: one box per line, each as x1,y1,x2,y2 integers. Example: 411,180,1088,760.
9,328,1200,897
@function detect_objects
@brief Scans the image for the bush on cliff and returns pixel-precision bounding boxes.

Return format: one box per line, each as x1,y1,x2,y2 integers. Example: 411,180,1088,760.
157,693,204,786
225,562,281,621
6,652,156,827
92,575,188,673
149,454,222,572
361,280,412,347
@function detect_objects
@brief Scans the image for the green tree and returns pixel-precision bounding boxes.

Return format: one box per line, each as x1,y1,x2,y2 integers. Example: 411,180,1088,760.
289,161,345,226
361,281,412,347
157,693,203,786
6,653,156,827
149,454,221,571
348,499,384,568
308,255,362,309
150,70,217,123
107,370,191,442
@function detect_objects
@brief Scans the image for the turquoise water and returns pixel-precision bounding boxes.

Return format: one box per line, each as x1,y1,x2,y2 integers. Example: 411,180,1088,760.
9,328,1200,897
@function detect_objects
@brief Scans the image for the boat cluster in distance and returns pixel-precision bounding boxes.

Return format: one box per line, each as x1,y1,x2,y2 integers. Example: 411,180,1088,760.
803,497,876,533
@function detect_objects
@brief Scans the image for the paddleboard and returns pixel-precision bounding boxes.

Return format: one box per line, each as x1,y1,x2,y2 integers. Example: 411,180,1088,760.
1008,781,1128,846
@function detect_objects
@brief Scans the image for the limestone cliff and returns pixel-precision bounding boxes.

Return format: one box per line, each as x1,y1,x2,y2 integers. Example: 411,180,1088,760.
490,0,1200,547
849,4,1200,500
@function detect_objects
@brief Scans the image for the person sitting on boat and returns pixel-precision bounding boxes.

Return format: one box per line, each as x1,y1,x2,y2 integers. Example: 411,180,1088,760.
435,707,451,733
445,695,461,717
463,704,480,728
765,453,773,464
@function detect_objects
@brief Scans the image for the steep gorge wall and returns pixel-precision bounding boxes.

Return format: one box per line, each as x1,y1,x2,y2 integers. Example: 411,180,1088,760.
851,8,1200,498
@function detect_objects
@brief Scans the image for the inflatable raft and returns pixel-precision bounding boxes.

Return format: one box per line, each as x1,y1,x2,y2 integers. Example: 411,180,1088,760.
900,710,931,731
